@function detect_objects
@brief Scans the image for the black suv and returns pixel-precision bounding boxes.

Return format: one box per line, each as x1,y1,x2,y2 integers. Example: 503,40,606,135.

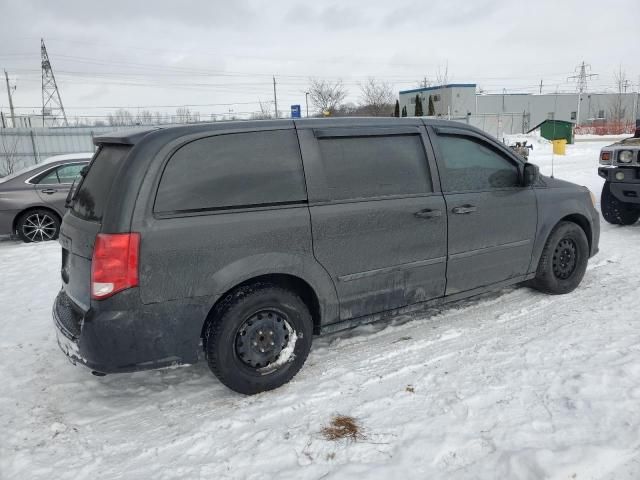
598,136,640,225
54,118,600,394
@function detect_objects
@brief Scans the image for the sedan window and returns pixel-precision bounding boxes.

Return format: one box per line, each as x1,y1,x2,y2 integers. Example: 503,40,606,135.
56,164,87,184
36,163,87,185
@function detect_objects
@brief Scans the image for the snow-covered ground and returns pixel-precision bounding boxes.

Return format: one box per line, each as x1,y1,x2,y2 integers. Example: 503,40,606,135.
2,139,640,480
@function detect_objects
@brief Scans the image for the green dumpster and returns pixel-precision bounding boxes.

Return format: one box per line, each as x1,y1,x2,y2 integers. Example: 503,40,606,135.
537,120,574,144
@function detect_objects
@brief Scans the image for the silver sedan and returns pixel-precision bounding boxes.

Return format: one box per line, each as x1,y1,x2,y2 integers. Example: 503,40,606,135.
0,153,93,242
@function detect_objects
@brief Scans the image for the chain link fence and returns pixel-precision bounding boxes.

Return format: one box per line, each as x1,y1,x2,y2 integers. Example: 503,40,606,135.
0,126,150,176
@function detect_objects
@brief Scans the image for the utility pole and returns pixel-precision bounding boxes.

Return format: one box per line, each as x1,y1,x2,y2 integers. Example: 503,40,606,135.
4,70,16,128
634,76,640,126
41,38,68,127
305,92,309,118
568,61,598,126
539,79,543,94
272,76,278,119
622,79,631,93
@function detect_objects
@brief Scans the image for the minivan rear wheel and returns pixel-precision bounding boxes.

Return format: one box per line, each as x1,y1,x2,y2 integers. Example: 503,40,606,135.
530,221,589,295
16,209,60,243
204,283,313,395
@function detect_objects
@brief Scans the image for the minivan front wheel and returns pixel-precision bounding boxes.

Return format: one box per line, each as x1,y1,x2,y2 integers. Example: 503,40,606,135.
530,221,589,295
204,284,313,395
16,209,60,243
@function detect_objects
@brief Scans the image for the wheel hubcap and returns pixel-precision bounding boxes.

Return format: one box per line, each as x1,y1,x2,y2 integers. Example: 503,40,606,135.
552,238,578,280
22,213,57,242
235,309,292,372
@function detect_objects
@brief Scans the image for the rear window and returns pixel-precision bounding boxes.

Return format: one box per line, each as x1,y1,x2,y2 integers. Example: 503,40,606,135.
72,145,130,222
154,130,306,214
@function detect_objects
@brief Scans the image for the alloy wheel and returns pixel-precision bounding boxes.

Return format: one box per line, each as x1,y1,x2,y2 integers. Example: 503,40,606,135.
22,213,57,242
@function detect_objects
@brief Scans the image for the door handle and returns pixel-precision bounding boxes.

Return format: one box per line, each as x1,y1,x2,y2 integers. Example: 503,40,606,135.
414,208,442,219
40,189,58,194
451,204,477,214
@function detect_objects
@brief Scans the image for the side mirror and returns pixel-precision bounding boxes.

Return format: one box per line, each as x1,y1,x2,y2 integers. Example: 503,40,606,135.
522,163,540,187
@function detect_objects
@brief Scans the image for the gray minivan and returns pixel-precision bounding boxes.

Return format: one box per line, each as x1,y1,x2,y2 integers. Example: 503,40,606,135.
54,118,599,394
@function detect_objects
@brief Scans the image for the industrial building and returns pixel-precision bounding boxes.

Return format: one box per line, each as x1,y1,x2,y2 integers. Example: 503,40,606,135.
399,84,639,134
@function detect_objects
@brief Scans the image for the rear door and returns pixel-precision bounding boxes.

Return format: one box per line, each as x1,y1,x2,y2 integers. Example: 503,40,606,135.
61,146,131,311
298,125,447,320
35,162,88,214
428,126,537,295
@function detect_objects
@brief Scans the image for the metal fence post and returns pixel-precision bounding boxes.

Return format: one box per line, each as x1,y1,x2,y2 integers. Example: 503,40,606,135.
29,129,40,164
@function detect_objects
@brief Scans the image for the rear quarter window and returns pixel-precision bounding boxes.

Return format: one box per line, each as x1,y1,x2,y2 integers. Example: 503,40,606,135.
72,145,130,222
154,129,306,214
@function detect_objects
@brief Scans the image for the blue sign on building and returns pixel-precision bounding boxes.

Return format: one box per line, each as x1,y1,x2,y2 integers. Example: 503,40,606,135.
290,104,301,118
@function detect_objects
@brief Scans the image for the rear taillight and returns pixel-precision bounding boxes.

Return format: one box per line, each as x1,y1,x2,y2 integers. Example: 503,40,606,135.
91,233,140,300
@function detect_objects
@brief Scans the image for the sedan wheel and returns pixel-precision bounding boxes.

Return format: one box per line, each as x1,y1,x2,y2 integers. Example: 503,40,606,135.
17,210,61,243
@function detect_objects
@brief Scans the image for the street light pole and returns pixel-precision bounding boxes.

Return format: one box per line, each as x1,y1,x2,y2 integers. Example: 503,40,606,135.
305,92,309,118
272,76,278,119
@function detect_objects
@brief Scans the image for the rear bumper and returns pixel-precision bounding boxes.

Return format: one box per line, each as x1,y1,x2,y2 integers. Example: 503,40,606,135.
53,289,210,374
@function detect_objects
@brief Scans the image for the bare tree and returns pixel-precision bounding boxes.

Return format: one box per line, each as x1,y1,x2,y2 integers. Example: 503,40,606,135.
609,65,628,122
136,110,154,125
435,62,450,85
251,100,273,120
0,133,20,177
307,78,348,116
175,107,195,124
359,78,395,116
108,108,134,126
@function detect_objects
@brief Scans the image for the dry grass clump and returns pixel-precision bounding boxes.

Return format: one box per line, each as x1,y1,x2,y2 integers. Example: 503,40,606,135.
321,414,365,441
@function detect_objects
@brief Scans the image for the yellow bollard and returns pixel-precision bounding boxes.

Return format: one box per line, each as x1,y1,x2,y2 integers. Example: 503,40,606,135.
552,139,567,155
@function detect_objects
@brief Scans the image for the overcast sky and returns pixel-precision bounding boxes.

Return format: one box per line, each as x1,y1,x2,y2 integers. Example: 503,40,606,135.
0,0,638,121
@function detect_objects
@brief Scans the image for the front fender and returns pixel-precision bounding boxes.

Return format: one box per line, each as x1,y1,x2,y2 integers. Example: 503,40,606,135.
530,182,599,272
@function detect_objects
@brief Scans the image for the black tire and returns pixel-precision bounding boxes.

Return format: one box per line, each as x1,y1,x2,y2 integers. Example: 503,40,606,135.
16,209,61,243
601,181,640,225
530,221,589,295
204,283,313,395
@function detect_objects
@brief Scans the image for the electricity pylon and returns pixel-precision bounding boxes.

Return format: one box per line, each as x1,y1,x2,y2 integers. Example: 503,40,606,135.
41,38,68,127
